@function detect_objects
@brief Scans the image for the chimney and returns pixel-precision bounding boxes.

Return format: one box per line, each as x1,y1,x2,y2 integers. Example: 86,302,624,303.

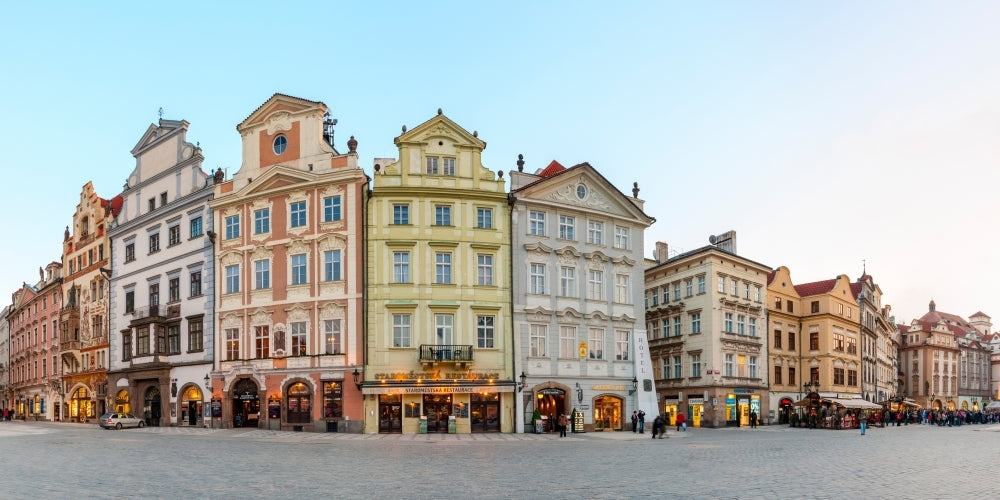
655,242,669,263
929,300,936,312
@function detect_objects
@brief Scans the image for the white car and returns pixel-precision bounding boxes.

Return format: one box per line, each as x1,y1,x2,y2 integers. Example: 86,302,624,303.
98,412,145,430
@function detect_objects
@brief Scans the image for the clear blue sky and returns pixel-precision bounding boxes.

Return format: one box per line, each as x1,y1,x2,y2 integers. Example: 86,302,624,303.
3,1,999,324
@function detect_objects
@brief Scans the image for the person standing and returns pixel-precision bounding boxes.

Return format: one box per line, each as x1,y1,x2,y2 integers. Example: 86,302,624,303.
750,409,758,429
638,410,646,434
676,411,686,431
631,411,638,433
557,413,568,437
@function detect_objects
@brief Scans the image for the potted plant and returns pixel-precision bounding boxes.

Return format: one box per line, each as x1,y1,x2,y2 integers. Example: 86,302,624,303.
789,413,799,428
531,409,542,433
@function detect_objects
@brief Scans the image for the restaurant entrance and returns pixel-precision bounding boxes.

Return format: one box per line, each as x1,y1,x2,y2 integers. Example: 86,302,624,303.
470,393,500,432
379,394,402,433
423,394,452,433
231,378,260,428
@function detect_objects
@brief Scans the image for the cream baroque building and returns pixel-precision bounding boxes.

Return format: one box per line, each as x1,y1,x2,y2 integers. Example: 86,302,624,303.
510,160,653,433
646,241,770,428
210,94,366,432
364,110,513,434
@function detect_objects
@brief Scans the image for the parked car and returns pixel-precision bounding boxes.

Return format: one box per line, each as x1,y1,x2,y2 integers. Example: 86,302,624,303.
99,412,145,430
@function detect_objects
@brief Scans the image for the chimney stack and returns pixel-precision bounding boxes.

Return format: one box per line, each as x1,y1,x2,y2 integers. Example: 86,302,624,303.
655,242,669,263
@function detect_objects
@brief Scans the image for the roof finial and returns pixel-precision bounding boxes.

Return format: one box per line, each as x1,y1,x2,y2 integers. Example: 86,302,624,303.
347,135,358,153
437,108,443,115
632,182,639,198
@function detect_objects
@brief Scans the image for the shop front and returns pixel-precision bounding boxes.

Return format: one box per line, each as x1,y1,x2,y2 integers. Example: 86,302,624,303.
662,395,679,426
69,386,95,423
725,391,760,427
687,397,704,427
364,384,513,434
180,385,203,427
593,395,624,431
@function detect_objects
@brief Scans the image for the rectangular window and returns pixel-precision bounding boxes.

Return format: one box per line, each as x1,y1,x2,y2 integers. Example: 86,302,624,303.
749,356,758,378
651,320,660,339
443,157,456,176
774,366,783,385
291,322,307,356
719,277,725,293
530,324,547,357
324,319,342,354
673,355,682,379
255,260,271,289
528,211,546,236
744,283,751,300
559,326,576,358
725,354,734,377
477,316,495,349
225,265,240,294
189,271,202,297
587,221,603,245
615,330,629,361
477,254,494,285
673,316,681,337
324,250,342,282
749,317,757,337
834,368,845,385
225,215,240,240
559,215,575,240
392,204,410,225
673,283,681,301
755,286,761,302
323,196,342,222
435,314,454,346
691,354,701,378
588,271,603,301
426,156,439,174
393,252,410,283
685,280,693,297
435,253,452,284
774,330,782,349
811,301,820,313
697,276,706,294
614,226,630,249
156,325,167,354
560,267,576,297
255,326,270,358
190,217,203,238
589,328,603,359
125,290,134,314
149,233,160,253
691,313,701,334
789,367,797,386
810,331,819,350
168,277,180,303
834,333,845,352
786,300,794,313
168,325,180,354
435,205,451,226
291,254,307,285
530,263,546,294
225,328,239,361
160,192,167,206
615,274,630,303
847,337,857,355
731,279,738,296
724,313,733,333
188,319,203,352
788,332,795,351
848,369,858,386
254,208,270,234
137,326,150,356
392,314,411,348
168,225,181,246
290,201,306,228
149,283,159,307
477,208,493,229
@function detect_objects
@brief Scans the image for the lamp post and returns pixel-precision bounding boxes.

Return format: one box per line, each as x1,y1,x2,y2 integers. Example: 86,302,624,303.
518,372,527,392
628,376,638,396
352,368,363,391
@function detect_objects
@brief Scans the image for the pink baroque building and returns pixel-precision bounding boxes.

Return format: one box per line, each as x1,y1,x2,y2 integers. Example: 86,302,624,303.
210,94,367,431
9,263,63,420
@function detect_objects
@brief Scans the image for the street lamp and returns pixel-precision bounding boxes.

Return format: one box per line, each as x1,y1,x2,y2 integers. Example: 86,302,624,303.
204,374,211,390
803,381,819,394
628,376,638,396
352,368,363,391
518,371,527,392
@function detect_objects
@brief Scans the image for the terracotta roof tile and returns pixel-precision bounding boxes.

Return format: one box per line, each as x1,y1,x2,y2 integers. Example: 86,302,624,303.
537,160,566,177
793,279,837,297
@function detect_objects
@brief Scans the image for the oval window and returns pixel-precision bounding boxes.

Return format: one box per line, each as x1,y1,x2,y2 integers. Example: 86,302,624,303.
576,185,587,199
273,135,288,155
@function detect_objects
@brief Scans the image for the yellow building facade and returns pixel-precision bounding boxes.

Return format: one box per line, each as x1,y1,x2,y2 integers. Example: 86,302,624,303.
364,111,513,433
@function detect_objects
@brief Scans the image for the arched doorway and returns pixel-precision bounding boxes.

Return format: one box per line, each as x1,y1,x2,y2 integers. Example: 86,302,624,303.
144,387,161,427
114,389,131,414
593,395,623,431
231,378,260,428
286,382,312,425
183,386,203,426
536,388,566,432
779,397,793,424
71,387,93,423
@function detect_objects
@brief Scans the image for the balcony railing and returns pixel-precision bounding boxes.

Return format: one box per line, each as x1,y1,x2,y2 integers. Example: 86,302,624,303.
131,305,165,321
419,344,474,363
60,339,81,351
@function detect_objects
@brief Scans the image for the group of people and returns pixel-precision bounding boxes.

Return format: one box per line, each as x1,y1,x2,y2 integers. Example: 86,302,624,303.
878,408,1000,427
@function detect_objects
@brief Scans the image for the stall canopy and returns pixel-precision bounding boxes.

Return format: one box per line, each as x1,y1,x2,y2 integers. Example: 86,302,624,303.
986,401,1000,410
793,397,882,409
877,398,921,408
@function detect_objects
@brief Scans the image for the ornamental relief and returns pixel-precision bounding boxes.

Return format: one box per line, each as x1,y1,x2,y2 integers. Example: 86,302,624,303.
319,302,344,320
265,112,293,135
318,234,347,252
250,309,272,326
544,182,614,212
286,305,310,323
721,340,761,354
557,251,578,267
320,185,344,199
250,245,272,261
221,313,242,330
286,237,310,255
287,284,310,302
220,251,243,267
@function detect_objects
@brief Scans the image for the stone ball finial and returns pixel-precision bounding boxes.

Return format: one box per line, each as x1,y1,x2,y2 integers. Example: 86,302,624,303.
347,135,358,153
374,164,381,172
402,125,407,133
437,108,443,115
517,154,525,172
497,170,504,179
473,130,478,138
632,182,639,198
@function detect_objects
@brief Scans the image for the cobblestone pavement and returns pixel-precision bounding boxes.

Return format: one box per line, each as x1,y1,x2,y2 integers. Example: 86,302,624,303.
0,420,996,499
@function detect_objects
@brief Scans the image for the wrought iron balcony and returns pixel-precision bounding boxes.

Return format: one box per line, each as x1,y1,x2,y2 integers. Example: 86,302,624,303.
132,305,165,320
419,344,474,364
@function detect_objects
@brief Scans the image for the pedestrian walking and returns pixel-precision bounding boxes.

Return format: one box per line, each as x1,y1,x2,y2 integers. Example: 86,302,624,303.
557,413,568,437
676,411,686,431
652,415,665,439
638,410,646,434
631,411,638,433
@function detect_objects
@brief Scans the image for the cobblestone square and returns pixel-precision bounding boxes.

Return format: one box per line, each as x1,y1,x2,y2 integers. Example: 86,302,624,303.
1,420,995,499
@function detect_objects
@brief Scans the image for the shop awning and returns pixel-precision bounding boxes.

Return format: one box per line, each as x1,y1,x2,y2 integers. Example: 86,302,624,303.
828,398,882,409
986,401,1000,410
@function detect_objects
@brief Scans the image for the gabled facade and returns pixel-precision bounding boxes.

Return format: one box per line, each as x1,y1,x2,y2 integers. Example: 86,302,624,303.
511,160,653,432
210,94,366,432
851,274,894,403
364,110,512,434
60,182,119,422
0,305,9,414
767,269,863,422
108,118,215,427
899,301,992,411
647,243,770,428
9,263,63,420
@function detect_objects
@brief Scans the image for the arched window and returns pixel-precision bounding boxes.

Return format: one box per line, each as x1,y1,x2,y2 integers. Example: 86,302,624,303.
286,382,311,424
